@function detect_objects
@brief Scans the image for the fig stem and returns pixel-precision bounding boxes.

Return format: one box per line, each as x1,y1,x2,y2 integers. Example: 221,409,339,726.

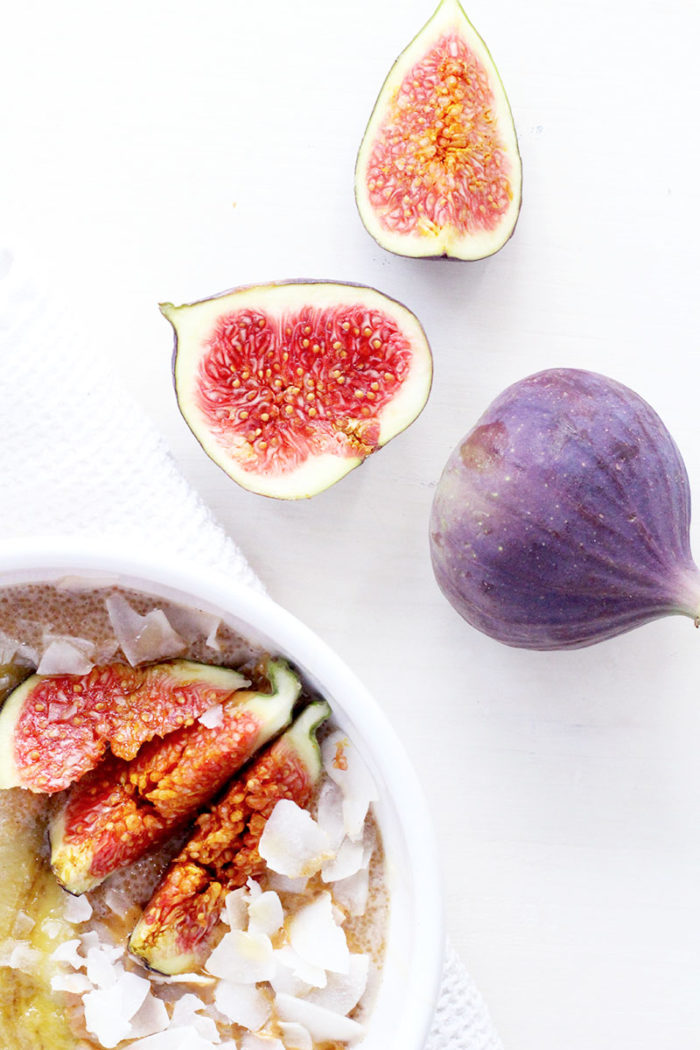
672,563,700,626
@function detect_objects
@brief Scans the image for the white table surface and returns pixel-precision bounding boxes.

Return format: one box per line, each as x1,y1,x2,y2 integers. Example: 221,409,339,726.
2,1,700,1047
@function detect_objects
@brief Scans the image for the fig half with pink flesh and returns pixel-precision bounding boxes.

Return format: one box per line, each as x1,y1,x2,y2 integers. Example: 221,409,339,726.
128,700,329,975
355,0,522,260
166,281,432,499
49,659,300,894
0,660,249,794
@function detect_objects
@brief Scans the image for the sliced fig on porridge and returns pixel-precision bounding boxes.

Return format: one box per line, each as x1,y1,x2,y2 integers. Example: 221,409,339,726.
49,660,300,894
0,660,250,793
128,700,330,975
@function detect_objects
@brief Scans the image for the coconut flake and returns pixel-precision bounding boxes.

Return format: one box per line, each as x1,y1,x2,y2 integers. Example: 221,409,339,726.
197,703,223,728
114,969,152,1014
80,929,102,953
0,629,38,665
245,877,263,900
321,837,366,884
0,630,21,663
275,993,365,1044
159,605,223,650
270,944,324,995
205,929,274,984
305,953,370,1015
321,731,378,841
63,892,93,924
258,800,331,878
50,971,93,995
146,971,215,988
37,636,95,676
170,993,220,1041
264,872,309,896
82,971,151,1047
94,636,121,663
128,992,170,1039
288,892,349,975
247,891,283,938
126,1032,186,1050
85,943,124,988
127,1025,217,1050
221,887,249,930
240,1035,286,1050
278,1021,313,1050
51,937,84,969
315,780,346,851
214,980,272,1030
331,868,370,918
105,594,186,667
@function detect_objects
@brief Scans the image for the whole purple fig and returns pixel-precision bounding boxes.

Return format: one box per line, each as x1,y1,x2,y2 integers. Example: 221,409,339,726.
429,368,700,649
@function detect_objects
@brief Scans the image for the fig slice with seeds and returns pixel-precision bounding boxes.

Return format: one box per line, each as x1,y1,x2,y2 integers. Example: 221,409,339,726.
49,660,301,894
128,701,330,975
355,0,522,260
166,281,432,499
0,660,249,794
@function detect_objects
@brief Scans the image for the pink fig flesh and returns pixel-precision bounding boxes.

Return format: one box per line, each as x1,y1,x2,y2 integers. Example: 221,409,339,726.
167,281,433,499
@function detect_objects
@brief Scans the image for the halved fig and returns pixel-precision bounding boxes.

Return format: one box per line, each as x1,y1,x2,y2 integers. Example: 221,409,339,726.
355,0,522,260
49,660,301,894
166,281,433,499
0,660,249,794
128,700,330,975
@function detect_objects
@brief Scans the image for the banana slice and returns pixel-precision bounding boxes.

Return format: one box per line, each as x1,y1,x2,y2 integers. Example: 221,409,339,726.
0,791,76,1049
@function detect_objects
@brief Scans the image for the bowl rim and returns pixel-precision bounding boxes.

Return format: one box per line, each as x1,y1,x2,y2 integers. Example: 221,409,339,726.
0,535,445,1048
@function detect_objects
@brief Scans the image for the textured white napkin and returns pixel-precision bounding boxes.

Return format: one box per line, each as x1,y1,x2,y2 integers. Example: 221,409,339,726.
0,246,503,1050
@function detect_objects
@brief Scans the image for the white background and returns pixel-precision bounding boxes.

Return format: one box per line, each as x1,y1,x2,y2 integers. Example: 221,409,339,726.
2,1,700,1047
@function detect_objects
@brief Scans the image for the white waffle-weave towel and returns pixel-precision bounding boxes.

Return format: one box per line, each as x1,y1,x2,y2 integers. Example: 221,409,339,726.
0,245,503,1050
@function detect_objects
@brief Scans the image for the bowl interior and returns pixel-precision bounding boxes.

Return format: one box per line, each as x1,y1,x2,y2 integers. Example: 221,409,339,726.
0,539,444,1049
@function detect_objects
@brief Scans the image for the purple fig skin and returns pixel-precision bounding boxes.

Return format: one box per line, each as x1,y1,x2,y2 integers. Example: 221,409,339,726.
429,368,700,650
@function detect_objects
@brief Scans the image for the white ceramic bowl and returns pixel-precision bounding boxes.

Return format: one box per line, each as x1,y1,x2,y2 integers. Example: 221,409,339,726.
0,537,444,1049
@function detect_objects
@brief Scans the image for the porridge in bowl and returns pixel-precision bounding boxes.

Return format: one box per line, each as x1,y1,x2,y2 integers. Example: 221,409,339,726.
0,582,388,1050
